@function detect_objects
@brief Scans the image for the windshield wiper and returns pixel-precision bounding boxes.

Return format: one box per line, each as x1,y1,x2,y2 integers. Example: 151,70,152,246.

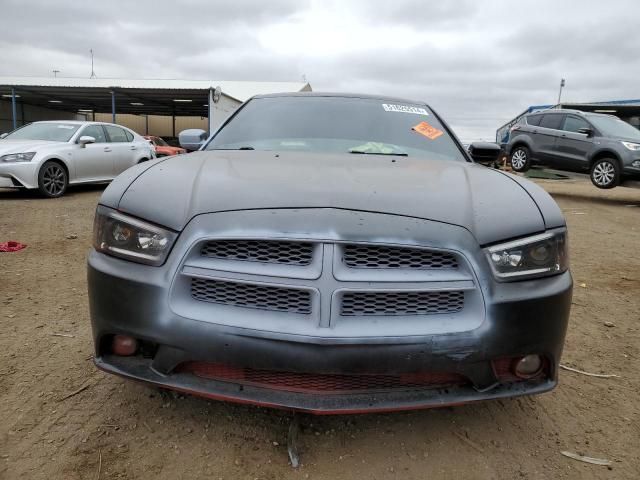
349,150,408,156
214,146,255,150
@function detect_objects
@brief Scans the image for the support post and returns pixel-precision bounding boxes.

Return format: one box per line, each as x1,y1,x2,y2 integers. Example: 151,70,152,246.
145,115,149,135
208,88,214,135
11,88,17,130
172,112,176,138
111,90,116,123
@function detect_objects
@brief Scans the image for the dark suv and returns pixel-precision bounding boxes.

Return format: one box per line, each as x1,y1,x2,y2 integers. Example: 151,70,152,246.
507,109,640,188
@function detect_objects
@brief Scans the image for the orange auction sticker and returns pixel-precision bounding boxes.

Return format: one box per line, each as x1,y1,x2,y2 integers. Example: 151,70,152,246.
412,121,444,140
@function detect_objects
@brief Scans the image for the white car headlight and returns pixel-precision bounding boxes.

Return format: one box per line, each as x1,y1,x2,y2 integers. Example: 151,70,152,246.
0,152,36,163
485,230,569,281
93,206,177,266
621,141,640,151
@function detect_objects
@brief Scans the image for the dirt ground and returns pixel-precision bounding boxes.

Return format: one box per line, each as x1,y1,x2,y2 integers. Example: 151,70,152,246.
1,176,639,480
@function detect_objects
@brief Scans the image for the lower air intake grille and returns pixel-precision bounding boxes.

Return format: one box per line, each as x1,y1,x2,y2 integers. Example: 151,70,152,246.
201,240,314,266
343,244,458,269
191,278,312,314
340,290,464,316
179,362,467,394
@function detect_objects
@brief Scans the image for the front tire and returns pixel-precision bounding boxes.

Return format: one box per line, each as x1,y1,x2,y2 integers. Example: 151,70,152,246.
510,146,531,172
590,158,620,189
38,161,68,198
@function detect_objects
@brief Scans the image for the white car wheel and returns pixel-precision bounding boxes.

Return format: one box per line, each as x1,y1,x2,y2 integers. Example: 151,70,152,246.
38,161,68,198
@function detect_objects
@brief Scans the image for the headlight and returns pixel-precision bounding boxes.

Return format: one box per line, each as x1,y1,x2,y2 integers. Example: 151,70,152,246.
0,152,36,163
93,206,177,266
622,141,640,151
485,230,568,281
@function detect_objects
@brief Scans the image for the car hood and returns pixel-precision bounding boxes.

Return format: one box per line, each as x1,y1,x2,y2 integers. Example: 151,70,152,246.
111,151,551,245
606,135,640,144
0,139,63,154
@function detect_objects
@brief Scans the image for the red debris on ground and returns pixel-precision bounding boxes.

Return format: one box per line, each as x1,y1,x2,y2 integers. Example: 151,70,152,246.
0,241,27,252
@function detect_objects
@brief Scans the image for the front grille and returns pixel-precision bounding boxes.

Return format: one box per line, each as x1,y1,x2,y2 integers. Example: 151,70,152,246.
343,244,458,269
340,290,464,316
191,278,312,314
179,362,467,394
201,240,314,266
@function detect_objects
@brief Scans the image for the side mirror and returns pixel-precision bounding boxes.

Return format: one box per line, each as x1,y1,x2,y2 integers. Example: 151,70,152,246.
78,135,96,147
468,142,502,164
577,127,594,137
0,133,8,139
179,129,207,151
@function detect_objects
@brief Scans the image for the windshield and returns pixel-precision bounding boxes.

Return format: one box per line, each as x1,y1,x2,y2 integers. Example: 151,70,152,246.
588,115,640,140
4,123,80,142
154,137,169,146
206,96,466,162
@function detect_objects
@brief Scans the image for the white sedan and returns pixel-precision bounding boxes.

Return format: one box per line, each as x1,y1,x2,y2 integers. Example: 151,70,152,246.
0,121,156,197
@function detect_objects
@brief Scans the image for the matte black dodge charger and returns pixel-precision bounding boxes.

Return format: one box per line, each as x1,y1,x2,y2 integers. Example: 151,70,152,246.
88,93,572,414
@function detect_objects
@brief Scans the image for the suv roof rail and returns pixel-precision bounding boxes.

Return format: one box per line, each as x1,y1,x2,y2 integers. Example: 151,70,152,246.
526,108,586,116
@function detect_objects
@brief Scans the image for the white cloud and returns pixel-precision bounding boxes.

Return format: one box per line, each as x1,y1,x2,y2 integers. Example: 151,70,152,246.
258,6,424,56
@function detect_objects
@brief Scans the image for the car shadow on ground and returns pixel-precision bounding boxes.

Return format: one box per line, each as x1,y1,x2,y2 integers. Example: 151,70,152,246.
548,191,640,207
130,381,540,460
0,184,107,200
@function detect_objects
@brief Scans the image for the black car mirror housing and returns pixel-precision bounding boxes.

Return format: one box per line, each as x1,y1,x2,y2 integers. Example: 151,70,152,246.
468,142,502,164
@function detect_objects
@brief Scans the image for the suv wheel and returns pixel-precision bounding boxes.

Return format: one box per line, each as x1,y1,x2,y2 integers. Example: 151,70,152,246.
510,146,531,172
38,161,68,198
590,158,620,189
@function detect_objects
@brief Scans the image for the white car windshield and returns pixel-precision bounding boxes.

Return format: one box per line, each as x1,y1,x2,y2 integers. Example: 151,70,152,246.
4,123,81,142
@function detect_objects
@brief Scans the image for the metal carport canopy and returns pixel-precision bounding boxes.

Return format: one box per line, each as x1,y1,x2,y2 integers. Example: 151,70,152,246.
0,76,311,117
558,102,640,117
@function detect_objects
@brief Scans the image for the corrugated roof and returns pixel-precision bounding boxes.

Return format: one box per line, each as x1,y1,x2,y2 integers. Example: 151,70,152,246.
0,76,311,102
568,99,640,106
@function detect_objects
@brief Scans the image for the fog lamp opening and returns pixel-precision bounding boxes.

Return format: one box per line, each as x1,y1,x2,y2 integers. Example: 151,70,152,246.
513,354,543,378
112,335,138,356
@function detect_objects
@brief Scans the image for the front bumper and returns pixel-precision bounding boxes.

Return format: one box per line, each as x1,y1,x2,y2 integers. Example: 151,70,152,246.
0,161,38,189
622,161,640,178
88,209,572,414
95,355,556,414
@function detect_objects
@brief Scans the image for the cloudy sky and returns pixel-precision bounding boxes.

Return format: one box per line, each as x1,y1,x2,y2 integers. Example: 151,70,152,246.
1,0,639,140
